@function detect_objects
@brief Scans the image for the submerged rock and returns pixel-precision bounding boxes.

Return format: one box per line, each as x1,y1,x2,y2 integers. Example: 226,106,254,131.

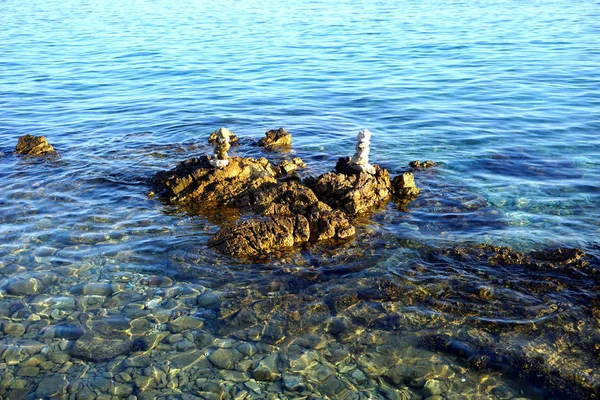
258,127,292,149
71,333,133,362
153,155,277,205
392,172,420,197
309,157,392,214
14,134,57,156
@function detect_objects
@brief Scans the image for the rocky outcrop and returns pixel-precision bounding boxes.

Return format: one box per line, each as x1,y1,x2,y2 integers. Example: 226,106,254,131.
234,180,331,217
208,215,311,257
15,134,57,156
309,210,355,242
153,156,277,205
392,172,420,197
258,128,292,149
277,157,306,177
208,211,355,257
309,157,392,214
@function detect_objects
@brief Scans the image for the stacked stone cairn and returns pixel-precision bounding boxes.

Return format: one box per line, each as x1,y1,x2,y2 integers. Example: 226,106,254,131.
349,128,376,174
209,127,232,169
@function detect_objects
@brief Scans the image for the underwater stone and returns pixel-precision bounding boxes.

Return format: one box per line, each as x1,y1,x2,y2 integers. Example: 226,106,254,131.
167,316,204,333
258,127,292,149
15,134,57,156
71,333,133,362
207,348,243,370
6,277,44,296
36,374,68,398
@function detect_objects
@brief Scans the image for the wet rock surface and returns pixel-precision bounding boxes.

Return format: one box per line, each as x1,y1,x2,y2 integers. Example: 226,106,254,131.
309,157,392,214
409,160,436,170
258,127,292,149
152,155,277,205
14,134,57,156
208,215,311,257
392,172,420,197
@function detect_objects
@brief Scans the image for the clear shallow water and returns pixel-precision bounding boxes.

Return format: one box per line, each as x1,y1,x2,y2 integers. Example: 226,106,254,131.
1,0,599,399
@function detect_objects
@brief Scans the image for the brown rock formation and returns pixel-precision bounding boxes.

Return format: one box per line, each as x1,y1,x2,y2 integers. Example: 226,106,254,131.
15,134,57,156
208,211,355,257
208,215,311,257
153,155,277,205
392,172,420,197
234,180,331,217
309,157,392,214
258,128,292,149
277,157,306,176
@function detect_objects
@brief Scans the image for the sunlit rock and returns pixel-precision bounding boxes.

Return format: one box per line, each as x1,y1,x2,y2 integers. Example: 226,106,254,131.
14,134,57,156
258,127,292,149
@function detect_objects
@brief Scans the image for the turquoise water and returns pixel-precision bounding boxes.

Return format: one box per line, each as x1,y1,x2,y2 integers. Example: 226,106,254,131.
1,0,600,399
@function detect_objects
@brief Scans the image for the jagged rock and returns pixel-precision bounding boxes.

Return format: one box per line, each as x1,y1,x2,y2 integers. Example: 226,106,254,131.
208,128,239,145
409,160,435,169
208,211,354,257
153,155,277,205
392,172,420,197
258,127,292,149
14,134,57,156
208,215,311,257
309,211,355,242
309,157,392,214
277,157,306,176
234,180,331,217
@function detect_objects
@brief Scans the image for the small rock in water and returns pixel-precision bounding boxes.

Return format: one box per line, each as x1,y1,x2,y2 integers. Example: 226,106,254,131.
258,127,292,149
409,160,435,169
14,134,57,156
392,172,420,197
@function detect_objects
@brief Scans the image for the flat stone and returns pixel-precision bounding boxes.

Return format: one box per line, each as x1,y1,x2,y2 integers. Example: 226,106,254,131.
167,316,204,333
197,292,221,308
207,348,243,370
3,322,25,336
71,333,132,362
6,277,44,296
423,379,448,397
17,366,39,377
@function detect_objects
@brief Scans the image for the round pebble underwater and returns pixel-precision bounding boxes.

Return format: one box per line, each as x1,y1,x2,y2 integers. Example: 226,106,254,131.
1,0,600,399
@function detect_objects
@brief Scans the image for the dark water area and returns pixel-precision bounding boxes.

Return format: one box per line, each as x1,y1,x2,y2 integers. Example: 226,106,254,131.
1,0,600,399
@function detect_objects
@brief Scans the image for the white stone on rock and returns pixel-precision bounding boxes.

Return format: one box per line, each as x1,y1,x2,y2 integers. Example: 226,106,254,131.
209,127,232,169
349,129,376,174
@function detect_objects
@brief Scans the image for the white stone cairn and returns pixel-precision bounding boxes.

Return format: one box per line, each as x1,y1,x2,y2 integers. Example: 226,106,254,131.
210,127,232,168
349,129,376,174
